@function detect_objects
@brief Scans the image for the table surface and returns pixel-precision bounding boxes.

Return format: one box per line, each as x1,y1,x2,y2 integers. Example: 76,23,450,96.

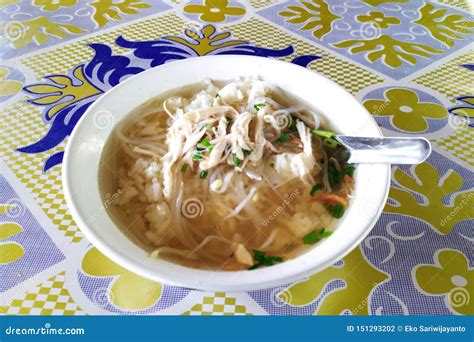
0,0,473,316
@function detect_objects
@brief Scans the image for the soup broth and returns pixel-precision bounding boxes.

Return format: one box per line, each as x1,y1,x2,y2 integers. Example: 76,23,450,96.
100,77,355,271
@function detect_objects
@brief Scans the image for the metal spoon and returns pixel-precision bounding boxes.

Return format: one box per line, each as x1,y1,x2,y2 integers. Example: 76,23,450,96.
335,136,431,164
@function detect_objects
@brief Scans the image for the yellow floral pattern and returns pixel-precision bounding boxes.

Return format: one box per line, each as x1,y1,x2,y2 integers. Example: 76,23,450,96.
24,65,101,120
278,0,341,40
356,11,400,29
0,67,22,97
414,3,474,48
0,205,25,265
279,247,388,314
165,25,247,56
33,0,77,11
89,0,151,27
385,162,473,234
81,247,163,310
2,16,86,49
363,88,447,132
184,0,246,23
415,250,473,315
333,35,443,69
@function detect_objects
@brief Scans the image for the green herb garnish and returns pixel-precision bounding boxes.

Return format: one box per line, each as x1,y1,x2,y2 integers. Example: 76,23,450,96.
270,163,275,168
289,115,298,131
192,152,203,160
198,138,213,151
276,132,293,144
310,183,322,196
199,170,208,179
303,229,333,244
311,129,336,139
328,161,342,187
233,155,241,167
215,93,220,98
332,204,345,218
312,129,339,148
344,165,356,177
243,149,252,156
323,137,339,148
181,163,188,172
248,250,284,270
194,137,213,158
253,103,266,111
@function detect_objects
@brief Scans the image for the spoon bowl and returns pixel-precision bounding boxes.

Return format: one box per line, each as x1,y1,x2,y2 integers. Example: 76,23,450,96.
335,136,432,164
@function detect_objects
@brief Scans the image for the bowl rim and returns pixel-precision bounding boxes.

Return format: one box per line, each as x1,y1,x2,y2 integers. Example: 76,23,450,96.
63,55,391,291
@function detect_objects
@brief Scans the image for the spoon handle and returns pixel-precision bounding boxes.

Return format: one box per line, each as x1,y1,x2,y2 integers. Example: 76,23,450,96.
335,136,432,164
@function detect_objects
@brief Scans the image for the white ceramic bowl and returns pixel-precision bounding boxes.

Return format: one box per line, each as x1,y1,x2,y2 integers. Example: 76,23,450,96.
63,56,390,291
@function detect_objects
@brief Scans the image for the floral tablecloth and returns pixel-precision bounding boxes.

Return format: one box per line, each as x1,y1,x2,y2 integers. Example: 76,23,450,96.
0,0,473,316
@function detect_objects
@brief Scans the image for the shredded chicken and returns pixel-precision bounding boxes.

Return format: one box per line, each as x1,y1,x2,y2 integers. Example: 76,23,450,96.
274,121,316,181
161,77,325,200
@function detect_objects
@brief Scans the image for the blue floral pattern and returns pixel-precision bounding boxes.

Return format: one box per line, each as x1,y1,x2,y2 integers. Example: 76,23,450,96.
19,25,321,171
